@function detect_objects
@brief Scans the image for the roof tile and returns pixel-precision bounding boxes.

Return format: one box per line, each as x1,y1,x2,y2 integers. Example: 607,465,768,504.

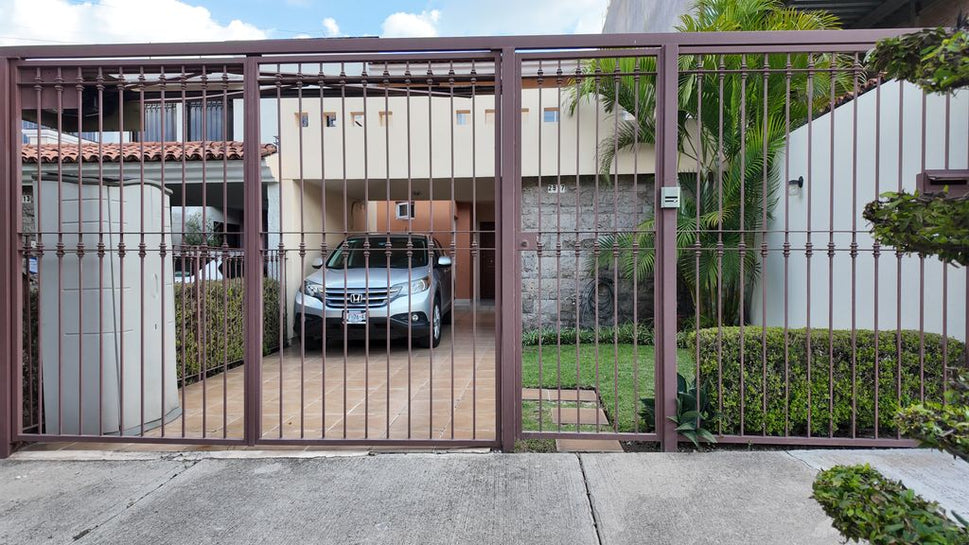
22,141,277,164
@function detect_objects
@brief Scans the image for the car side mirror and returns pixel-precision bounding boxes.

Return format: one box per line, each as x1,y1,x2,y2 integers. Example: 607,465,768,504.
437,255,452,268
311,257,324,269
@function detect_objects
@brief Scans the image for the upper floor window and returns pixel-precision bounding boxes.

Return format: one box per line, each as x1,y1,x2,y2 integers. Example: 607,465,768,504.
323,112,337,127
455,109,471,126
350,112,365,127
378,111,393,127
543,107,560,123
484,109,496,125
295,112,309,128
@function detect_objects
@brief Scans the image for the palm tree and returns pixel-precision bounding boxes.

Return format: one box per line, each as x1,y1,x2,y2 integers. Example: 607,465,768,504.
575,0,850,327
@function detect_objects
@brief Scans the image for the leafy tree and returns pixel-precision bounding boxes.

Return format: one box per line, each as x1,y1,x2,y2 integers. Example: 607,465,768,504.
575,0,849,327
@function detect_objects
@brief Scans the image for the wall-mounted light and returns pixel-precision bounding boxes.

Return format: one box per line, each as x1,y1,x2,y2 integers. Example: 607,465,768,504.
787,176,804,195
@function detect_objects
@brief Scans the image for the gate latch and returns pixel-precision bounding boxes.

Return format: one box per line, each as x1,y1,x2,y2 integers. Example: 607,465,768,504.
661,186,681,209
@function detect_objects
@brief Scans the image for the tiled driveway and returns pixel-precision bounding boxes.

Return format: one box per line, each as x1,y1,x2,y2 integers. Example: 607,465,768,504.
148,305,497,443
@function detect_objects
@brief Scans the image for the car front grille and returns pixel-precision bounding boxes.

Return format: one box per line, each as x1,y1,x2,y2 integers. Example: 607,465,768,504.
324,288,391,308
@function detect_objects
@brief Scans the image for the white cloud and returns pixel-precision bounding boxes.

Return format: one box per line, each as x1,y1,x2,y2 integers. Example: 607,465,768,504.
381,9,441,38
0,0,269,45
435,0,607,36
321,17,342,37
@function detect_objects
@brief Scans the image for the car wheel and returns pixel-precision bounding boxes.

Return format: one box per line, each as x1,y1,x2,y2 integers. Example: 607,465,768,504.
417,297,442,348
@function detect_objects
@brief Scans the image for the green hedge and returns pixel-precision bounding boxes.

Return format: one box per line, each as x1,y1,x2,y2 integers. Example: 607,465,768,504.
522,322,654,346
22,278,284,428
813,464,968,545
681,327,963,437
174,277,282,381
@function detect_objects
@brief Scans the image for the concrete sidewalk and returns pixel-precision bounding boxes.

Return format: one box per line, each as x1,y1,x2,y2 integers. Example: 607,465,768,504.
1,449,967,545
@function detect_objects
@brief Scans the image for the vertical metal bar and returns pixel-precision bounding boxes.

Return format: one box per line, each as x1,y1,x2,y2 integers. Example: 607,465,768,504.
383,62,391,440
918,90,926,402
242,56,263,446
610,58,620,434
872,75,881,437
275,63,284,439
805,54,815,438
760,53,769,436
588,58,602,433
179,67,188,437
448,61,456,440
220,66,229,438
318,62,328,439
655,44,679,451
0,56,13,458
896,81,904,437
636,55,646,437
297,66,306,439
850,55,860,438
158,68,167,438
783,54,792,436
716,54,725,436
738,54,747,436
555,59,564,433
74,68,84,435
497,46,521,451
573,61,582,433
425,61,434,439
827,66,836,437
536,61,544,433
471,60,479,440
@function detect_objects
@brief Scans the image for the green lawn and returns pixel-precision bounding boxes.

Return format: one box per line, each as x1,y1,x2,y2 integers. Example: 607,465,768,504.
521,343,694,433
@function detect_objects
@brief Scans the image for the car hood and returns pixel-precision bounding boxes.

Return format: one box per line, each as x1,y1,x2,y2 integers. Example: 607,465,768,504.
305,267,431,289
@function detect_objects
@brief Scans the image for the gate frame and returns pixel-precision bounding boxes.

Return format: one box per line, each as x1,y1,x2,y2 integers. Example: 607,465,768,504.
0,28,925,457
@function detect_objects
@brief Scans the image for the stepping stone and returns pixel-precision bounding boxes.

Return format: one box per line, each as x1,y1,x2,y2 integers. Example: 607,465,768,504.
521,388,544,401
551,407,610,426
555,438,624,453
544,389,597,403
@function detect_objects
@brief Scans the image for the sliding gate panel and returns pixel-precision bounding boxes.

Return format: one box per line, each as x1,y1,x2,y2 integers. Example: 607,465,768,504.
516,49,668,443
256,54,499,445
17,60,250,445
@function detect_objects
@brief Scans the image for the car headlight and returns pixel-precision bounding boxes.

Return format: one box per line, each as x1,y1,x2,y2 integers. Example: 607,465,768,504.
390,276,430,298
302,280,323,299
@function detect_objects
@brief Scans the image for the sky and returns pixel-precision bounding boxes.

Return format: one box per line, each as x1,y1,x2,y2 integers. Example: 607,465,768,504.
0,0,610,46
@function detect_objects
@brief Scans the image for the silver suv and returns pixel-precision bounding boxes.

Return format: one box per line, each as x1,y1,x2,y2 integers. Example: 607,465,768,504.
293,234,453,348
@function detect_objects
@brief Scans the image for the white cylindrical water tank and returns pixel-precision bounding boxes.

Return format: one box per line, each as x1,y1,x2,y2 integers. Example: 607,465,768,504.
37,173,180,436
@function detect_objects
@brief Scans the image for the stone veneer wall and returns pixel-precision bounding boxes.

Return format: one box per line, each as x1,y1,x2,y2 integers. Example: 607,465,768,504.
520,175,655,330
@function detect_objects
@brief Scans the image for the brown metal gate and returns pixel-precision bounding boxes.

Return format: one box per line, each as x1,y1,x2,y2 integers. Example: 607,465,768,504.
1,30,966,457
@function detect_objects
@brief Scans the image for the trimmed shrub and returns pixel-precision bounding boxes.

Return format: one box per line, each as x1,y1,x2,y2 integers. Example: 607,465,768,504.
813,464,969,545
522,322,654,347
681,327,963,437
896,370,969,462
174,277,282,382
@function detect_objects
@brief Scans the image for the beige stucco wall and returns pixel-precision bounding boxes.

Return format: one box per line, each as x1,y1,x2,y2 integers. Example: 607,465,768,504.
274,87,666,182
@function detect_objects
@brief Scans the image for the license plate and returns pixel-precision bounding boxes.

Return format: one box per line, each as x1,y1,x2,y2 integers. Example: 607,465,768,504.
343,310,367,325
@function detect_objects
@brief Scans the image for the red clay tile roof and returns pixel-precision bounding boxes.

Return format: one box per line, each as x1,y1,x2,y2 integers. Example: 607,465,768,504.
22,141,277,164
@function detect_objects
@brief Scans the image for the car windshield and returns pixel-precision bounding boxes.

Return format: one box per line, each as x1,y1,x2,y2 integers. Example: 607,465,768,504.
326,237,429,269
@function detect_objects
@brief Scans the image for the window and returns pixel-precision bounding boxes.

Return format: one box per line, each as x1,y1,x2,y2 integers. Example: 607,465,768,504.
323,112,337,127
295,112,309,128
520,108,530,123
484,109,496,125
378,111,392,127
350,112,365,127
455,109,471,126
543,107,560,123
395,201,415,220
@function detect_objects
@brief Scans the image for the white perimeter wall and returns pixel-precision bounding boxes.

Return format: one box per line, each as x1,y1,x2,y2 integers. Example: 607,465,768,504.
750,80,968,342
